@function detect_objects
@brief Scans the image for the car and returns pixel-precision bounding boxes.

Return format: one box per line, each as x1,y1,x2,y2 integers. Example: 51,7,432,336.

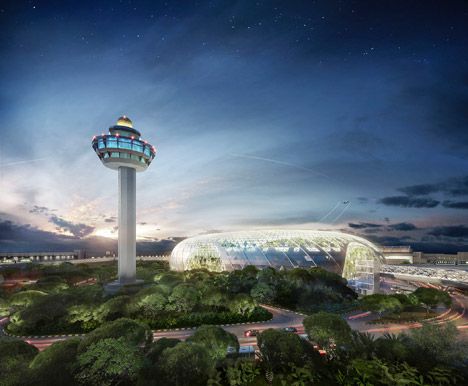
282,327,297,333
244,329,260,337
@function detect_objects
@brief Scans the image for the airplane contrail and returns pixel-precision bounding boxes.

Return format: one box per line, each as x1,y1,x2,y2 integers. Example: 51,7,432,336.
229,153,330,179
1,157,50,166
331,202,351,223
318,200,341,222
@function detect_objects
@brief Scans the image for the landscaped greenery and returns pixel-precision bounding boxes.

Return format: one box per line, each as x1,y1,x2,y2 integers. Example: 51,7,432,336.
360,289,452,324
1,262,466,385
0,262,358,335
1,262,276,335
1,317,466,385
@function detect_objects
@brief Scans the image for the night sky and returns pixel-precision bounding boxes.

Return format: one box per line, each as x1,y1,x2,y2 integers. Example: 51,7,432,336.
1,0,467,254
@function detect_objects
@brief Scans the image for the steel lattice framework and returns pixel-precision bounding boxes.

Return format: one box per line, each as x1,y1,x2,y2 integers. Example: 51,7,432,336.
170,230,383,294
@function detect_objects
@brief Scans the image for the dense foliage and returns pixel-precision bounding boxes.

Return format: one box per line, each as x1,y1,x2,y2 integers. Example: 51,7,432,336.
1,317,466,386
1,262,466,385
1,262,358,335
0,262,272,334
359,289,452,323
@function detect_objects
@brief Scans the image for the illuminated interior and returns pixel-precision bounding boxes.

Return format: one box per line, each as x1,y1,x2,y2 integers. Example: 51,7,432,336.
170,230,383,294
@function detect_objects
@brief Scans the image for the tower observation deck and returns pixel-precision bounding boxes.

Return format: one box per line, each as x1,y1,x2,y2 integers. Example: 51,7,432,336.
92,116,156,286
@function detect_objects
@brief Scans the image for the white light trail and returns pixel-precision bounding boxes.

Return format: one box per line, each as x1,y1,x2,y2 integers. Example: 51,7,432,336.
331,201,351,223
229,153,330,179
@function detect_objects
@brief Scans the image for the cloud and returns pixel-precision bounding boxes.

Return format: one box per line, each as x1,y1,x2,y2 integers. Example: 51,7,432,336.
49,215,95,238
428,225,468,239
387,222,417,231
348,222,383,229
398,184,439,196
0,217,182,255
442,201,468,210
365,235,413,246
0,218,77,251
378,196,440,208
397,175,468,197
29,205,54,214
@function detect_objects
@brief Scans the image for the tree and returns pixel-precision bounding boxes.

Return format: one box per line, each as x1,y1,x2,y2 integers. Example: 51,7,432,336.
9,290,47,308
75,337,144,386
187,325,239,361
78,318,152,353
227,267,258,294
158,342,213,386
346,331,377,360
403,323,468,372
277,364,321,386
413,287,452,313
67,304,100,331
337,358,458,386
146,338,181,362
33,275,69,292
167,285,199,313
8,293,70,335
228,294,256,317
374,334,409,363
0,337,38,386
337,358,425,386
257,267,280,287
250,283,275,303
225,359,261,386
257,329,317,373
0,297,9,316
27,338,80,386
200,289,225,309
95,295,133,322
137,292,167,318
139,338,181,384
303,312,352,348
157,272,184,288
360,294,402,317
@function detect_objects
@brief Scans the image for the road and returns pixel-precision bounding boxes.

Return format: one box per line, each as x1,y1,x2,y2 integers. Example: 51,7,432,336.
152,305,306,347
0,305,306,351
2,284,467,351
348,279,468,336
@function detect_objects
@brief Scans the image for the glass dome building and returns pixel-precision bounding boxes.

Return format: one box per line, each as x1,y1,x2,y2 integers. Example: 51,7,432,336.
170,230,383,294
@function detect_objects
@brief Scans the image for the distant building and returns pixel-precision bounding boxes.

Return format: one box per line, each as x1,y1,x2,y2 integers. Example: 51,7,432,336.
382,247,468,265
412,251,468,265
381,246,414,264
0,249,85,263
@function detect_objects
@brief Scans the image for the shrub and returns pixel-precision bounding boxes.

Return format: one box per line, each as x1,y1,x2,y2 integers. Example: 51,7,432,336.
78,318,152,353
9,290,47,308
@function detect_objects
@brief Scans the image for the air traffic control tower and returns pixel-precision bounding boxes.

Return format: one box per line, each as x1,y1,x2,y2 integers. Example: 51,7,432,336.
92,116,156,287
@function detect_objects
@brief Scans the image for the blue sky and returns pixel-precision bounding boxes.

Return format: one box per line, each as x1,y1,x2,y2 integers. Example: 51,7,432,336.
1,1,467,253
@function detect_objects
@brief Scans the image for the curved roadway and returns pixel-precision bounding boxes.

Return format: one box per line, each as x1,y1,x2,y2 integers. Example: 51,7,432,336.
1,289,467,351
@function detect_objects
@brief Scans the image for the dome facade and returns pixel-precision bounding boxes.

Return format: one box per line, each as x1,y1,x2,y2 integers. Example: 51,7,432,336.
170,230,383,294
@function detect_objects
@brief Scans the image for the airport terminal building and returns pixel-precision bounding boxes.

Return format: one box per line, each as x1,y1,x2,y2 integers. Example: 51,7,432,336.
170,230,383,294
